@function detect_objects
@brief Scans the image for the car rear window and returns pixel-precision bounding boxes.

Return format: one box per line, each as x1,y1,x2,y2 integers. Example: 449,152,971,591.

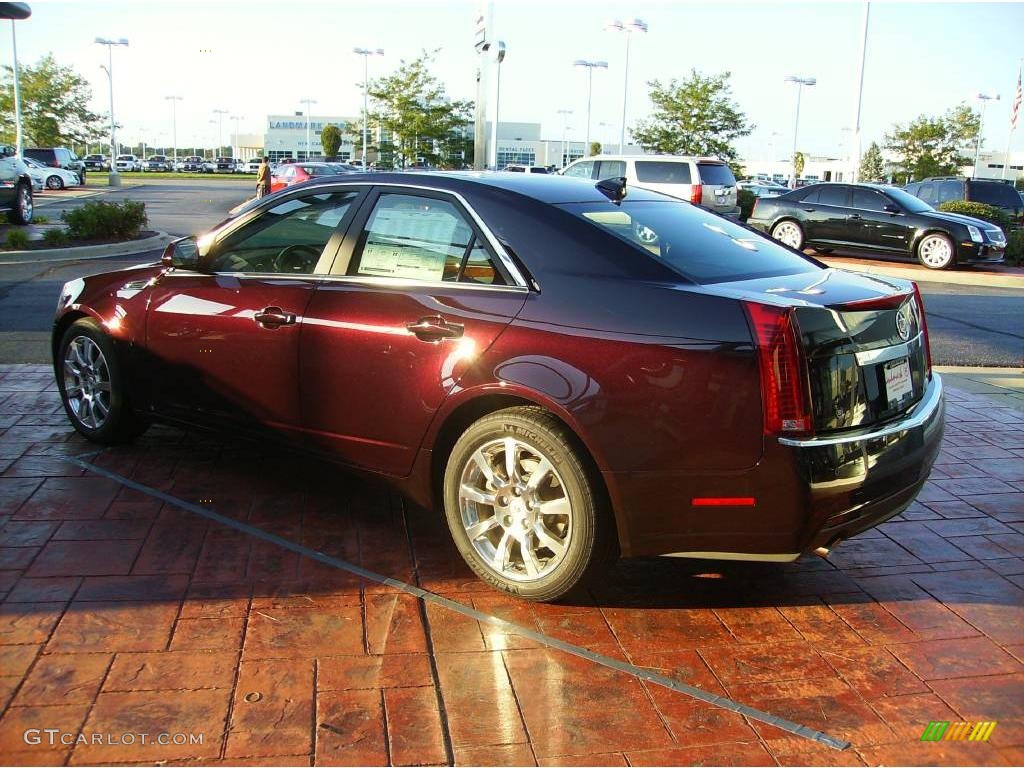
696,162,736,186
969,181,1022,209
563,200,818,284
635,161,691,184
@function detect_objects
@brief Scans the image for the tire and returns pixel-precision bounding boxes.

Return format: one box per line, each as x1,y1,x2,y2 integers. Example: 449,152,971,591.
45,175,64,190
770,219,805,250
443,406,615,601
9,182,33,224
916,232,955,270
56,319,149,444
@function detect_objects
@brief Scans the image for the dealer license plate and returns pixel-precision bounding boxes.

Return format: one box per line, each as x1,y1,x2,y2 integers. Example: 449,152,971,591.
884,358,913,408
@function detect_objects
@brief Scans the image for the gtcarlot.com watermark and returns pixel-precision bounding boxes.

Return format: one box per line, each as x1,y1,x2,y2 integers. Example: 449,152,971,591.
24,729,204,747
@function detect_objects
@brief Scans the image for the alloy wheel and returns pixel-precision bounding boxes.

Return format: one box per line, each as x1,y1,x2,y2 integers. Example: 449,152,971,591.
63,336,112,430
18,186,32,221
918,234,953,269
46,175,63,190
772,221,803,249
458,437,573,582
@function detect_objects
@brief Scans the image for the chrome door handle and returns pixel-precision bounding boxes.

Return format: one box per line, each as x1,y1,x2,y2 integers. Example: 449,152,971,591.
254,306,296,328
406,316,464,341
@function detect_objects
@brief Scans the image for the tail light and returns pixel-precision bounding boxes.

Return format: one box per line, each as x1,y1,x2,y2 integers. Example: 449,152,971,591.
751,198,759,219
49,160,59,167
690,183,703,205
911,282,932,380
743,302,812,436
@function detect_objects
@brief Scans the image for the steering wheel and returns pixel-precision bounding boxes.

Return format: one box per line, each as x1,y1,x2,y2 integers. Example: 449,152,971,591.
273,244,321,274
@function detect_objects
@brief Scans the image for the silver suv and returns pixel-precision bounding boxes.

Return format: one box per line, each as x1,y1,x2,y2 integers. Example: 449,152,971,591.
562,154,740,218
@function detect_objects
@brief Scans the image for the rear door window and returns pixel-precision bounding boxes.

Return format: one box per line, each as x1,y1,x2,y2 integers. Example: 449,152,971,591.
817,186,850,207
634,161,691,184
695,163,736,186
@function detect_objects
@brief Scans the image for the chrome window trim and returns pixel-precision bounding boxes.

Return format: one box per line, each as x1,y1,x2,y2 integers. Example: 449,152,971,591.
853,332,923,366
163,269,529,294
208,179,530,290
779,373,942,448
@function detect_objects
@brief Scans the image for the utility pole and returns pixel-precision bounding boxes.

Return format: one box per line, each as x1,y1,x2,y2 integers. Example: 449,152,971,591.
851,1,870,182
165,95,182,167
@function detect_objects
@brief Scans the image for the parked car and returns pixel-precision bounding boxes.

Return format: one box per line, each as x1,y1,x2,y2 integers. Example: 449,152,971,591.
747,182,1006,269
0,144,33,223
201,158,218,173
213,157,237,173
143,155,171,172
904,176,1024,227
83,154,110,171
51,172,944,601
178,156,206,172
245,158,263,174
504,165,550,174
24,147,86,184
738,180,789,198
269,162,352,192
115,154,141,172
22,157,82,190
562,154,740,218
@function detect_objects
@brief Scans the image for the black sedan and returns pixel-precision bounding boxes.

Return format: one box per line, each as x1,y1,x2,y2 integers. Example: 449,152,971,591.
747,183,1006,269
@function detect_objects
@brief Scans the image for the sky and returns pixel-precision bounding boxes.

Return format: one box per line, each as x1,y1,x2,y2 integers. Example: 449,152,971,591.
5,0,1024,161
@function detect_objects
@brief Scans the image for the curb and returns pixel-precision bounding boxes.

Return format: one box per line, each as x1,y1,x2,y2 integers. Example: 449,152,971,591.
819,257,1024,290
0,231,173,265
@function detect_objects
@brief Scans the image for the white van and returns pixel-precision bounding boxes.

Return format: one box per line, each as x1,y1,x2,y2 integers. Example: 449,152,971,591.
561,154,740,218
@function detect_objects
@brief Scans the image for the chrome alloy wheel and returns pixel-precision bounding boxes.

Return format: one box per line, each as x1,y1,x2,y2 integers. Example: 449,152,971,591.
63,336,112,429
918,234,953,269
458,437,573,582
771,220,802,249
18,185,32,221
46,175,63,190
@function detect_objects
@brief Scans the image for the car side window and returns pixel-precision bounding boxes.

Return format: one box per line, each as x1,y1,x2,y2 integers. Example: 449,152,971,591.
348,192,504,285
208,191,359,274
938,180,961,203
563,161,595,179
817,186,849,207
917,183,937,204
851,188,887,211
597,160,626,178
802,188,821,204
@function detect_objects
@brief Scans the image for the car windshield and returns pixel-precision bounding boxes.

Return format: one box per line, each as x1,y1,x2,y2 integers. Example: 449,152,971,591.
696,163,737,186
563,200,819,284
970,180,1022,209
884,187,932,213
117,156,132,160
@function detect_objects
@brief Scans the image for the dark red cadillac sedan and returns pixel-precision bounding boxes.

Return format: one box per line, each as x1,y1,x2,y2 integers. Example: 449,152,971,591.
53,172,944,600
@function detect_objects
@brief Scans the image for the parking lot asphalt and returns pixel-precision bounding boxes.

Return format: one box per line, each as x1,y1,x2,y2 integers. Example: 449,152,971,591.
0,366,1022,766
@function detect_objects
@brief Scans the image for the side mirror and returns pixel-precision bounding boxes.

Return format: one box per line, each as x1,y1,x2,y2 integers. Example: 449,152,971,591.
161,236,200,269
883,204,901,214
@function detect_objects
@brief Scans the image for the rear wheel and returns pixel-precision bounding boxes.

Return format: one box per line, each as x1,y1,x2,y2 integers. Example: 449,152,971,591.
443,407,614,601
57,319,149,444
46,175,64,190
9,182,33,224
770,219,804,250
917,233,955,270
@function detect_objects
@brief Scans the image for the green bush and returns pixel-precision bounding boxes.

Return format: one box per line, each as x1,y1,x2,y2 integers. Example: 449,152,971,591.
33,214,49,224
1004,229,1024,267
4,228,29,249
738,188,756,221
936,200,1011,230
61,200,147,241
42,228,69,247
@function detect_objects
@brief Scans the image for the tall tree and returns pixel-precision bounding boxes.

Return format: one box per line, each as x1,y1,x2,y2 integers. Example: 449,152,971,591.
365,50,473,169
793,151,805,179
0,55,104,147
631,70,753,162
321,124,342,159
884,105,979,183
590,141,602,156
858,141,885,182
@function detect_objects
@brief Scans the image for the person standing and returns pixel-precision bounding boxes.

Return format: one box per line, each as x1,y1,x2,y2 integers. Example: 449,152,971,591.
256,156,271,198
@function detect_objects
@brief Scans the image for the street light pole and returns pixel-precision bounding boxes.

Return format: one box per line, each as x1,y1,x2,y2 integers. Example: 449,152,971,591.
557,109,573,168
95,37,129,186
212,109,228,156
972,93,1000,178
2,4,31,158
353,48,384,168
229,115,243,159
784,75,816,186
606,18,647,154
299,98,317,160
574,59,608,158
488,41,506,170
851,1,870,182
165,95,182,167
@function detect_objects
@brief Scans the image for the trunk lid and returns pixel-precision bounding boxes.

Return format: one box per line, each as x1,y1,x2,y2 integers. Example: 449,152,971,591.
711,268,929,433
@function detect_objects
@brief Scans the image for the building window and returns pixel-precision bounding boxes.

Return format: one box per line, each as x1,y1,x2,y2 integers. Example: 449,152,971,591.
497,147,536,166
1011,165,1023,170
988,163,1004,169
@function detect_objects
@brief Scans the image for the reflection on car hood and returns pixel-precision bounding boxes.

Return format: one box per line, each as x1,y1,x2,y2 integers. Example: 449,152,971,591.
918,210,998,229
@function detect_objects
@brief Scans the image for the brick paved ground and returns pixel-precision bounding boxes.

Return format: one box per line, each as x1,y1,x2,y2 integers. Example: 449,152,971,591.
0,364,1022,767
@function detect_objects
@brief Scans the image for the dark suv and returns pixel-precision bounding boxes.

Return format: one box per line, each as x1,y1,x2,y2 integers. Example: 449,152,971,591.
904,177,1023,227
0,144,33,224
23,147,86,185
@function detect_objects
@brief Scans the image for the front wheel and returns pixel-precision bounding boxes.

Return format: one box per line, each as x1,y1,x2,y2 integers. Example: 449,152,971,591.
917,233,955,270
443,407,615,601
770,219,805,250
46,175,64,190
57,320,149,444
9,182,33,224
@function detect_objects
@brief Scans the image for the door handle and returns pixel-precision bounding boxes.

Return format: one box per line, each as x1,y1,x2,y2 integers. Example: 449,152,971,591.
254,306,296,328
803,207,816,212
848,213,862,220
406,316,464,341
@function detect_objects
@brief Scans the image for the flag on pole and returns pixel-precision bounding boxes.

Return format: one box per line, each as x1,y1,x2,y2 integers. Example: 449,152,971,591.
1011,68,1022,130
